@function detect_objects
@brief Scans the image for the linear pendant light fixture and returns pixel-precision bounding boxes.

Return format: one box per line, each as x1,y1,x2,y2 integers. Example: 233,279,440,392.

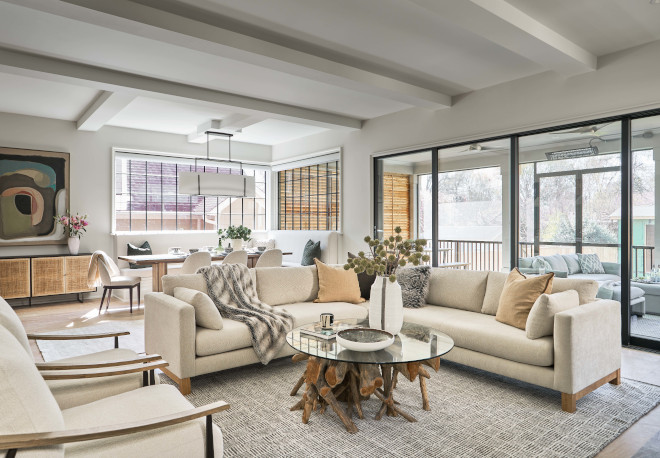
179,131,255,197
545,138,600,161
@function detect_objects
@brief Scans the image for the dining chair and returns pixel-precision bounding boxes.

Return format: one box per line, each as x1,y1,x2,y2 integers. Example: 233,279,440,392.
222,250,248,266
180,251,212,274
255,249,283,268
95,253,141,313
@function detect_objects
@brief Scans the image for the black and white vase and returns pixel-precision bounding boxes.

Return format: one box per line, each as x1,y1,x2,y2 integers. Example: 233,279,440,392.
369,276,403,335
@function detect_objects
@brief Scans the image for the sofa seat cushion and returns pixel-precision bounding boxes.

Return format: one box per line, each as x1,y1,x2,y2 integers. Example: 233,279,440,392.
62,384,222,457
47,348,157,410
196,319,252,356
276,301,369,328
425,269,489,312
403,306,554,367
568,273,620,283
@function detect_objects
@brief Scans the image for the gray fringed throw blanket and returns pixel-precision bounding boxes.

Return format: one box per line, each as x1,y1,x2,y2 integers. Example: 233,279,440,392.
198,264,294,364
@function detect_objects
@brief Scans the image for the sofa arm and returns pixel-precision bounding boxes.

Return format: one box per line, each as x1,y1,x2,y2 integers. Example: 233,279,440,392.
144,293,196,380
602,262,621,276
553,299,621,394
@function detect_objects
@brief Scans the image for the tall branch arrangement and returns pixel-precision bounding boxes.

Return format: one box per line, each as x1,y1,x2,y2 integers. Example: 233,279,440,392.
344,227,429,282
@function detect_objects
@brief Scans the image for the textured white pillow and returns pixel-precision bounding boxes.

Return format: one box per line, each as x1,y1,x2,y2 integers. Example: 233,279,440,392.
173,287,223,330
526,290,579,339
247,238,276,250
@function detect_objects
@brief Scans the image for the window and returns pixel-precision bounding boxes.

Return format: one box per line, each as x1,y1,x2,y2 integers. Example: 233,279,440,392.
114,155,267,232
278,161,340,230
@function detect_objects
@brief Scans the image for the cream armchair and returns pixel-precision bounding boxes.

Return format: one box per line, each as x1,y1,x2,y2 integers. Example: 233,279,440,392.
0,326,228,458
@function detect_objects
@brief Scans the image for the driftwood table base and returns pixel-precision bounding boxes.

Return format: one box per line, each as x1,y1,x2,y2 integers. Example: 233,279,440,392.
290,354,441,433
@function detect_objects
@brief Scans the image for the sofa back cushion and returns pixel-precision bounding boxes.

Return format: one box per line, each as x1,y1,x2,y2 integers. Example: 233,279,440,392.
0,296,31,354
561,254,581,274
425,269,488,312
551,277,599,304
481,271,508,315
162,274,208,296
542,254,569,273
0,326,65,457
256,266,319,306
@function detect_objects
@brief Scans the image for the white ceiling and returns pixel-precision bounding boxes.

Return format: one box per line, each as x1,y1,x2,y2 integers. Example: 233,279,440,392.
0,0,658,147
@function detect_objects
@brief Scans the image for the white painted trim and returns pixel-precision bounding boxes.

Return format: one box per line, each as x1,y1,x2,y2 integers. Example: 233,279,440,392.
270,147,341,167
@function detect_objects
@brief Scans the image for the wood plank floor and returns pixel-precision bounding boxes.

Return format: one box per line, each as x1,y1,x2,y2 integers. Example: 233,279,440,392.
13,298,660,456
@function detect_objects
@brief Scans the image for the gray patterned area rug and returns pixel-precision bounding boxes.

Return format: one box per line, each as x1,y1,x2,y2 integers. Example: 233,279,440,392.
160,358,660,458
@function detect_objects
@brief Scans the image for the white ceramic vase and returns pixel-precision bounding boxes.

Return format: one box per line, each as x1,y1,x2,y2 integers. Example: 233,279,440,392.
369,276,404,335
230,238,243,250
68,236,80,255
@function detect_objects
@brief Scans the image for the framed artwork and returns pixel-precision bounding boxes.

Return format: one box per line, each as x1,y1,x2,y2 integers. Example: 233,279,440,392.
0,147,70,246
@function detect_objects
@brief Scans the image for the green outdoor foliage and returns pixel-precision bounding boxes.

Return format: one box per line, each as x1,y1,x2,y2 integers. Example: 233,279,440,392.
344,226,430,282
218,225,252,241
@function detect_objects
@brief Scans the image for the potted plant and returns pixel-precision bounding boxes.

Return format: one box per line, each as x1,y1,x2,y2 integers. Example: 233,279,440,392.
344,227,429,334
54,211,89,255
223,225,252,251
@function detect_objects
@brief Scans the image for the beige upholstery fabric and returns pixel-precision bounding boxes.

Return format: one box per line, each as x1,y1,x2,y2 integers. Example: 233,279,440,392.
495,269,553,330
46,348,153,410
314,259,364,304
180,251,212,275
404,306,554,366
63,385,222,457
145,293,196,379
254,249,283,268
255,266,319,306
0,326,64,457
526,290,580,340
196,320,252,356
222,250,248,266
553,299,621,394
174,287,223,330
194,345,296,377
444,346,556,390
277,301,369,328
425,269,489,312
551,277,599,304
481,271,508,315
105,275,141,287
162,274,208,296
0,296,31,354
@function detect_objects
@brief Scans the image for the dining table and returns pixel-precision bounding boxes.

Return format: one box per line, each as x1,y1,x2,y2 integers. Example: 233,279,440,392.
118,251,293,292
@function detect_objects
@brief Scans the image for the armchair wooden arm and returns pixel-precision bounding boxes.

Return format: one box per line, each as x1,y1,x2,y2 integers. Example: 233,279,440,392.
27,330,130,348
0,401,229,458
36,354,163,371
39,361,169,380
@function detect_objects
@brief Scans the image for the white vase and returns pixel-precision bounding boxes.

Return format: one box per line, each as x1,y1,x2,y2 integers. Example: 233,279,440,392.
230,239,243,250
369,276,404,335
68,236,80,255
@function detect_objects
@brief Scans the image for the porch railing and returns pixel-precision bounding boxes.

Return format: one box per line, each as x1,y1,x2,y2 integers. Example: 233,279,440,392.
436,239,654,277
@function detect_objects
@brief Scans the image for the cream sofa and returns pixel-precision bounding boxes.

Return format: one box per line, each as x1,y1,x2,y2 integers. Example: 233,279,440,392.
144,267,621,412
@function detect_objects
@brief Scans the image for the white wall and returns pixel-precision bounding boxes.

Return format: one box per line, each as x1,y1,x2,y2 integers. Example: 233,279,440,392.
272,39,660,258
0,113,272,264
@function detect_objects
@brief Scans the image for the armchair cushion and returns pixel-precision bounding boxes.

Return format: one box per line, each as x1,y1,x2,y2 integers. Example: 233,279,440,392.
0,296,31,354
173,287,223,330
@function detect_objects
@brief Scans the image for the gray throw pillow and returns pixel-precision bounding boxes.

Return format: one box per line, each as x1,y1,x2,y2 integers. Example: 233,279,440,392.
301,240,321,266
397,266,431,308
577,253,605,274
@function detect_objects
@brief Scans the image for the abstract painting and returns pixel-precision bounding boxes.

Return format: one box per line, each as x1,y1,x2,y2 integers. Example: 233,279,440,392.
0,147,69,246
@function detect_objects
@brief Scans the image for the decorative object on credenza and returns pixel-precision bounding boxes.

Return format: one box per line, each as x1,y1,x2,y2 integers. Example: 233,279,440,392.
345,227,429,335
0,147,69,246
221,224,251,251
54,211,88,255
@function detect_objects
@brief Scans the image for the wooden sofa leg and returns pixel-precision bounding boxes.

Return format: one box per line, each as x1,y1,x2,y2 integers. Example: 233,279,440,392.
161,367,192,395
561,393,577,413
561,369,621,413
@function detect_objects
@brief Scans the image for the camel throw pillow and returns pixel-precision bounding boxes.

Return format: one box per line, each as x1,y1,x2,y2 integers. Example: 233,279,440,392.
314,259,365,304
495,268,554,330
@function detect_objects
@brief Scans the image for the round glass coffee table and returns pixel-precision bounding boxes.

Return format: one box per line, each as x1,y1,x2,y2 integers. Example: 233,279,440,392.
286,319,454,433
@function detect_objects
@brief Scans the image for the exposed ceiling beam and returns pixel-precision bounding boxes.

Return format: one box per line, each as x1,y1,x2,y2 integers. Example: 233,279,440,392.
49,0,451,109
409,0,597,76
76,90,134,131
187,115,265,143
0,47,361,131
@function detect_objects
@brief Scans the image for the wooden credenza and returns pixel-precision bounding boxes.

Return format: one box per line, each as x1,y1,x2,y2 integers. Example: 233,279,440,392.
0,254,95,305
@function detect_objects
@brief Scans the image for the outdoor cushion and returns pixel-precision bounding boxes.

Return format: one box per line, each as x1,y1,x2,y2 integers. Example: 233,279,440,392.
561,254,582,274
542,254,569,273
568,273,620,283
577,253,606,274
256,266,319,306
403,306,554,367
62,384,223,457
426,269,489,312
46,348,154,410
